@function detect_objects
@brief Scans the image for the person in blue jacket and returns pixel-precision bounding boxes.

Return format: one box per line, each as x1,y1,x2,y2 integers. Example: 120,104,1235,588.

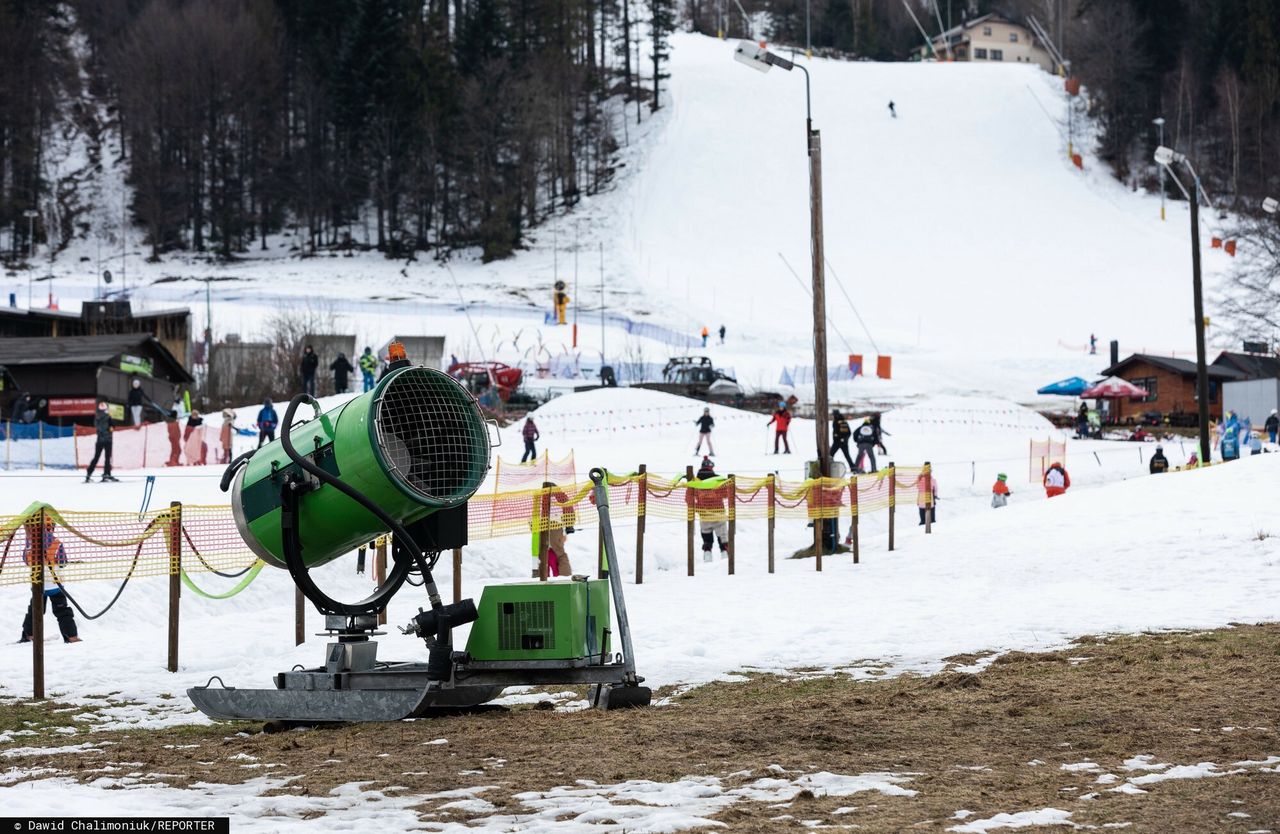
1220,411,1241,461
19,518,80,643
257,398,279,448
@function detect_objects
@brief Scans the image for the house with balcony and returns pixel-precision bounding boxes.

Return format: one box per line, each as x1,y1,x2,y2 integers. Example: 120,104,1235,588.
913,14,1054,71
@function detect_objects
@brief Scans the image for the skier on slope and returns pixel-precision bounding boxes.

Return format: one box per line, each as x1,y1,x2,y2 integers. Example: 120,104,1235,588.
694,407,715,456
768,401,792,454
830,410,854,469
888,100,896,118
1266,409,1279,444
256,398,278,448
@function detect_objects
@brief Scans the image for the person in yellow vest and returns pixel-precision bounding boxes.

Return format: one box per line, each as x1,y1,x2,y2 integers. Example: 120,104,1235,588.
19,517,81,643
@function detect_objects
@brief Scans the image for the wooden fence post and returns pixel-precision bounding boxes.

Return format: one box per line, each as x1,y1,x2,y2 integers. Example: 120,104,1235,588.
726,474,736,575
767,474,776,574
635,465,647,584
375,537,388,625
849,475,859,564
452,548,462,603
295,587,305,646
888,463,896,552
31,508,45,700
685,465,695,577
923,462,933,534
538,482,552,581
813,477,823,572
167,501,182,673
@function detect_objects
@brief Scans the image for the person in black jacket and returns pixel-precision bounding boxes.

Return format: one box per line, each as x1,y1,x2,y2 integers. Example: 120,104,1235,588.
330,352,354,394
300,345,319,396
85,400,118,482
694,407,715,456
1149,446,1170,474
127,378,146,425
830,410,854,469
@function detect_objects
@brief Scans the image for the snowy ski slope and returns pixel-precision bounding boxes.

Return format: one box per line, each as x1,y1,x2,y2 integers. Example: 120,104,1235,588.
29,34,1228,408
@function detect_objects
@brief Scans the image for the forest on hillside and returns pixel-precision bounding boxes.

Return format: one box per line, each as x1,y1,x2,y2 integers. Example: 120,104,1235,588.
0,0,674,263
3,0,1279,266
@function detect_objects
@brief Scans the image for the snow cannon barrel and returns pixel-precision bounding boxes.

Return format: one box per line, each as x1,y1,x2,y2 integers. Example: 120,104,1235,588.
230,365,490,569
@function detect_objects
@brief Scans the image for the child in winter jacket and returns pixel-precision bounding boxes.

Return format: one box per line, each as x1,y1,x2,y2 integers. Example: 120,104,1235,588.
991,473,1010,507
1043,463,1070,498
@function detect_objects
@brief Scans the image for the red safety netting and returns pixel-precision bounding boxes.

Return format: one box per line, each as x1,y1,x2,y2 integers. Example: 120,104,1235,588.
74,424,231,470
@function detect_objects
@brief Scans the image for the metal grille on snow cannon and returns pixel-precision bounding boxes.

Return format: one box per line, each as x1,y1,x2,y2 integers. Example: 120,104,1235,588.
229,365,490,569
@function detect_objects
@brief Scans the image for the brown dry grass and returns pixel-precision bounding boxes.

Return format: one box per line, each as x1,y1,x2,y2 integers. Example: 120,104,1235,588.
4,624,1279,831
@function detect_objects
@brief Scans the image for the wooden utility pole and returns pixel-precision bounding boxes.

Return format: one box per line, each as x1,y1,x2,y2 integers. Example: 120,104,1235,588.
538,483,553,581
635,464,647,584
809,124,830,473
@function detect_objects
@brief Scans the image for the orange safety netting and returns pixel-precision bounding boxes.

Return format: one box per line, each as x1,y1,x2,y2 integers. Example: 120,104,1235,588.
0,504,257,588
490,450,576,491
0,465,937,587
1029,439,1067,483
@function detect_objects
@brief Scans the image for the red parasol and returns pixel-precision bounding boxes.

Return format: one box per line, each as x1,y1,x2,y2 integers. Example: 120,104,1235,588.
1081,377,1149,399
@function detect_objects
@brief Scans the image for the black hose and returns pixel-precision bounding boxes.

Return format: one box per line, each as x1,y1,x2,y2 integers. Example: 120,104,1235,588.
279,392,440,615
54,536,146,620
219,450,256,493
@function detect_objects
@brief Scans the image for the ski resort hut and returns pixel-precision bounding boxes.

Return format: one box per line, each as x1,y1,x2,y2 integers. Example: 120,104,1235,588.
1100,353,1244,426
0,334,193,424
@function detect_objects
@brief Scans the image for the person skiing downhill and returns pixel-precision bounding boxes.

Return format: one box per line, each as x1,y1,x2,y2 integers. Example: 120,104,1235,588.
830,410,854,469
888,100,896,118
84,400,117,482
767,401,792,454
694,407,715,456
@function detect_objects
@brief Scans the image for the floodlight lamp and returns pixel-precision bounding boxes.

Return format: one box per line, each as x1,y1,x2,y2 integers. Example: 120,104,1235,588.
734,40,773,73
1153,146,1183,166
1263,197,1278,215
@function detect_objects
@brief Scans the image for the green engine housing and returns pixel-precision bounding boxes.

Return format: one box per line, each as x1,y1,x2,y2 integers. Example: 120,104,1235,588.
231,365,490,569
465,580,612,662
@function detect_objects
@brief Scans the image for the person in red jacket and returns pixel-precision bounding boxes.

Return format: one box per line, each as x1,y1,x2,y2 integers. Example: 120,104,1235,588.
767,402,792,454
1043,462,1070,498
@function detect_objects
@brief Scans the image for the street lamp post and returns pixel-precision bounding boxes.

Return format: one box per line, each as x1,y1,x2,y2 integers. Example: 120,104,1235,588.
1153,117,1166,221
1154,145,1210,465
733,40,831,478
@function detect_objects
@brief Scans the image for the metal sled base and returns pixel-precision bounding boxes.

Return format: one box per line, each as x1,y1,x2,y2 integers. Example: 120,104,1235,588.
188,658,650,723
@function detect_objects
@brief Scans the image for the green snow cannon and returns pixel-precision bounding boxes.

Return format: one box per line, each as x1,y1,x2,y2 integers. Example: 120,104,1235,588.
229,365,490,570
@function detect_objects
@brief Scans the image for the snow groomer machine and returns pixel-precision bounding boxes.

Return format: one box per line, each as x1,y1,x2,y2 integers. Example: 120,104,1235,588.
189,346,649,723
